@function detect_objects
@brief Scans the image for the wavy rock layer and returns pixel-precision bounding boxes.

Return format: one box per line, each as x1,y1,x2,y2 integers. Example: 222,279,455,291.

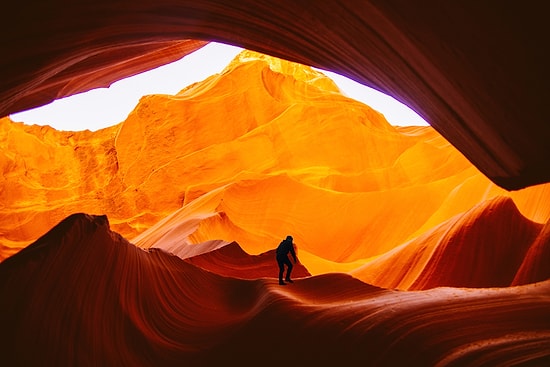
352,196,549,289
2,2,549,189
1,214,549,366
2,52,550,275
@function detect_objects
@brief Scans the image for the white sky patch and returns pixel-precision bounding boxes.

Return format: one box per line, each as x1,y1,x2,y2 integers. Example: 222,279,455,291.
320,70,428,127
10,42,427,131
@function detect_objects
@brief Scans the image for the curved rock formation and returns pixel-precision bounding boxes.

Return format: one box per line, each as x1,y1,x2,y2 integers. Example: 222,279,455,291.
2,51,550,272
2,8,550,364
2,2,549,189
352,196,547,290
1,213,549,366
512,219,550,286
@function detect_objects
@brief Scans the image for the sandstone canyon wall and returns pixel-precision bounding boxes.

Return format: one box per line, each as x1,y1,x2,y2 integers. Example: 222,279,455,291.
1,51,549,276
1,50,550,365
2,2,550,364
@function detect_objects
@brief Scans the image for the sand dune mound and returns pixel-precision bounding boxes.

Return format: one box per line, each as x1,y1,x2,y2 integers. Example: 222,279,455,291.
353,196,544,290
1,213,549,366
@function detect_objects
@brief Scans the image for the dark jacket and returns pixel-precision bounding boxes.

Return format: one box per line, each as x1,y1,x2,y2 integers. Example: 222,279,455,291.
276,239,297,262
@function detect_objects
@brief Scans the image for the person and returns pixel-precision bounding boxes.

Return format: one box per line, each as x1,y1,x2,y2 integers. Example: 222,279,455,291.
276,235,298,285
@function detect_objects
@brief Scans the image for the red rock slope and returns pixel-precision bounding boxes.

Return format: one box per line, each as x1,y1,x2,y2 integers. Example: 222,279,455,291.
183,242,310,280
1,214,549,366
352,196,547,290
513,218,550,286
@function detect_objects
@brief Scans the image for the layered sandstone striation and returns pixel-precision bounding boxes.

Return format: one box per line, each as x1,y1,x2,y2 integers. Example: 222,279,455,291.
1,214,549,366
352,196,550,289
1,48,550,365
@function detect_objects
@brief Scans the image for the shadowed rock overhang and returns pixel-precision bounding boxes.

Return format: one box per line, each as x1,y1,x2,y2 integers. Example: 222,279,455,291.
2,1,548,190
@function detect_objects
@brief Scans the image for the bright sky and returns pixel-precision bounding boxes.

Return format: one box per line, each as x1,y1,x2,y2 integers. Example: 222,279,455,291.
10,42,427,131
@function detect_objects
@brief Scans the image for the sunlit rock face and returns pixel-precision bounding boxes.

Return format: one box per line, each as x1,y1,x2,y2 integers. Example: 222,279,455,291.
1,51,550,365
2,51,550,276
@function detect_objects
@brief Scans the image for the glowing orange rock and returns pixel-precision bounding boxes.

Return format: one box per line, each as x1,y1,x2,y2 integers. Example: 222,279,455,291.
2,4,550,364
1,51,550,275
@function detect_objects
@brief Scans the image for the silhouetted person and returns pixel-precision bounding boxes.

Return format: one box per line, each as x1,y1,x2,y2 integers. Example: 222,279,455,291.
276,235,297,285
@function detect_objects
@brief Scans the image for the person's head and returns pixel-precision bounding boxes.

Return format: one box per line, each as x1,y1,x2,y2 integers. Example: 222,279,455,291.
286,235,293,242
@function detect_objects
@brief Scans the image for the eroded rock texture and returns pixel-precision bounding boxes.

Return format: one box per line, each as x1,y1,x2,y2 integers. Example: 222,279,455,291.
1,46,550,366
2,52,550,277
1,1,549,189
1,214,549,366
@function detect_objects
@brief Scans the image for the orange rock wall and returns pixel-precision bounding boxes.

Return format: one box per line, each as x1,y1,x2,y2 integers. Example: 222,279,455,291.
2,52,549,279
1,49,550,366
2,2,550,365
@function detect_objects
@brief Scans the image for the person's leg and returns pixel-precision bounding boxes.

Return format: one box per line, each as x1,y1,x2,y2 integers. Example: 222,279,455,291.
284,257,293,282
277,258,286,285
